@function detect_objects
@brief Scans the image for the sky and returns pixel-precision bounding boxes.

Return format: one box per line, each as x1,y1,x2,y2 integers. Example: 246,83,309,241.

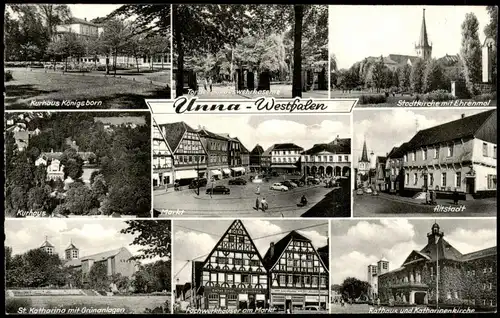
330,219,496,285
5,219,170,265
173,220,328,285
352,108,492,165
329,5,492,70
153,114,351,151
67,4,122,21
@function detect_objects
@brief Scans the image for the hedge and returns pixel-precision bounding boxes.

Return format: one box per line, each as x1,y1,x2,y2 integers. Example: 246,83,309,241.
358,94,387,104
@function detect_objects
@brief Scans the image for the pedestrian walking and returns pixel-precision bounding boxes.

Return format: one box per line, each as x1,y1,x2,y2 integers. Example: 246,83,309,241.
256,186,260,195
209,77,213,92
204,77,208,91
377,298,380,307
261,198,267,212
453,188,459,205
255,197,260,211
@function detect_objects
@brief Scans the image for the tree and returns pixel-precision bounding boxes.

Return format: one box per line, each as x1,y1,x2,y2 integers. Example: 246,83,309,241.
398,64,412,92
410,58,426,94
63,183,97,215
121,220,171,260
60,148,84,180
65,267,84,288
91,174,108,201
423,59,447,93
46,31,85,71
341,277,371,301
292,5,304,97
88,262,109,290
484,6,497,86
36,4,71,39
27,186,50,210
460,13,482,95
370,56,386,92
100,19,133,76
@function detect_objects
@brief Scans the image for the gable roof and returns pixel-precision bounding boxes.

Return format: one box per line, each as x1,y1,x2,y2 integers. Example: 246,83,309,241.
41,240,54,248
407,110,496,149
419,238,464,262
251,145,264,155
198,128,227,141
462,246,496,262
317,244,329,269
262,230,312,271
64,247,129,267
158,122,197,152
388,142,410,159
303,138,351,155
234,138,249,153
69,17,100,27
262,145,274,156
66,243,78,250
387,54,420,65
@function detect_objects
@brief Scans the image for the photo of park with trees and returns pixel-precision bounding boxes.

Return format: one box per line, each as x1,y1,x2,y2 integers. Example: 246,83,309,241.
330,6,497,107
173,4,328,99
4,112,151,218
4,4,171,109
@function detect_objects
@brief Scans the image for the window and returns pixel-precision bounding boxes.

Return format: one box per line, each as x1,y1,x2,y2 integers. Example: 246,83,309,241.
239,236,245,243
252,275,258,284
229,235,235,243
242,274,250,283
441,172,447,187
227,274,234,284
345,155,349,162
472,270,475,276
235,274,241,283
490,267,493,272
211,273,217,282
279,275,285,285
434,147,439,159
209,294,218,300
446,291,451,299
483,268,487,273
413,173,418,185
423,149,427,160
218,273,225,282
487,175,496,189
483,143,488,157
455,172,461,188
412,151,416,161
405,173,409,185
489,283,493,290
447,144,454,157
338,156,342,162
429,173,434,186
404,154,408,162
494,146,497,159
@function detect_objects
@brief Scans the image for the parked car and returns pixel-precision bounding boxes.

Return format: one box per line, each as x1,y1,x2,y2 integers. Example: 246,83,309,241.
356,188,364,195
290,179,305,187
363,187,373,194
229,178,247,185
270,183,288,191
188,178,208,189
206,186,230,195
282,180,297,189
307,177,321,185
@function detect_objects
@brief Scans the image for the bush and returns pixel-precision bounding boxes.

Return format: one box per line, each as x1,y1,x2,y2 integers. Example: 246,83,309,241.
472,92,496,101
5,298,32,314
358,94,387,104
422,89,456,102
5,70,13,82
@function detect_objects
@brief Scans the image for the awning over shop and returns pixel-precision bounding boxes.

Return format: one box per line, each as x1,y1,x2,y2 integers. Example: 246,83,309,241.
231,167,246,172
271,165,298,169
222,168,231,174
211,170,222,175
175,170,197,180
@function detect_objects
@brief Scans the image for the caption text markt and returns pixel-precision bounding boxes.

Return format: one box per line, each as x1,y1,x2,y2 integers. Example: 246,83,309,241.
30,100,103,107
173,97,327,114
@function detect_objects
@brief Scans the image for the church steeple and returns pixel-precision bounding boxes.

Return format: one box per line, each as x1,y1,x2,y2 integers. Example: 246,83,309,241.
65,239,79,260
415,8,432,60
427,221,444,245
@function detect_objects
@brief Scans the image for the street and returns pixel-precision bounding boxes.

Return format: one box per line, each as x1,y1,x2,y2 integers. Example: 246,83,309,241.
354,192,497,217
153,176,342,217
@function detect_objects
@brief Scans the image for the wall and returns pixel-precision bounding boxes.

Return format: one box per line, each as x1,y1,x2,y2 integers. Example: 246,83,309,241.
114,249,137,278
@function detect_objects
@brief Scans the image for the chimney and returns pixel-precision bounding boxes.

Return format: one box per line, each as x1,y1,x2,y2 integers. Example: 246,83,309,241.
461,114,465,119
269,242,275,258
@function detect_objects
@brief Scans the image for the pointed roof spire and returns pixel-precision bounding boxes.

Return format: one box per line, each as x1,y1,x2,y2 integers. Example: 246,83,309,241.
360,138,369,162
418,8,430,48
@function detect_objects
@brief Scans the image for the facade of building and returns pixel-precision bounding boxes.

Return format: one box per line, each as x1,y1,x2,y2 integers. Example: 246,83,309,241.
65,245,137,283
270,144,304,174
193,220,268,310
301,136,351,178
159,122,208,186
357,139,373,186
415,9,432,61
40,238,56,255
385,143,408,194
263,231,329,312
249,145,265,173
372,156,387,191
367,258,390,301
153,120,174,187
55,17,171,67
261,147,272,172
377,223,497,308
197,128,229,180
219,134,245,177
401,110,496,198
238,139,250,172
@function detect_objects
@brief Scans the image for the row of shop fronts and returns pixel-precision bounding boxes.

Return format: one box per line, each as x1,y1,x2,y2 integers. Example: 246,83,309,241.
153,166,247,187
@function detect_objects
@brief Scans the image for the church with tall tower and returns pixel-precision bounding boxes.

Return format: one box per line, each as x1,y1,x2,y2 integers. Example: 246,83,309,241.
415,9,432,61
357,138,374,186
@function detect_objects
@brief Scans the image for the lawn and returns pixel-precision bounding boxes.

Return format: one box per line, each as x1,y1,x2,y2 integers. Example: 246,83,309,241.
5,69,171,109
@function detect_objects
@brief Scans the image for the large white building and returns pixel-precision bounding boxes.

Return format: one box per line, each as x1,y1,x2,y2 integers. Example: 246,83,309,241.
270,143,304,174
301,136,351,177
401,110,496,198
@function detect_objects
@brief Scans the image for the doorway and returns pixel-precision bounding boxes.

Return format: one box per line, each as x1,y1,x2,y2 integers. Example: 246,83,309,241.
220,295,226,309
466,177,475,194
414,292,426,305
285,299,292,313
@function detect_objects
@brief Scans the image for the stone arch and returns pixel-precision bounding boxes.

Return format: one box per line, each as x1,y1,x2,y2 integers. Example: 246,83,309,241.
318,166,325,176
343,166,351,177
334,166,342,176
311,166,318,175
326,166,333,176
